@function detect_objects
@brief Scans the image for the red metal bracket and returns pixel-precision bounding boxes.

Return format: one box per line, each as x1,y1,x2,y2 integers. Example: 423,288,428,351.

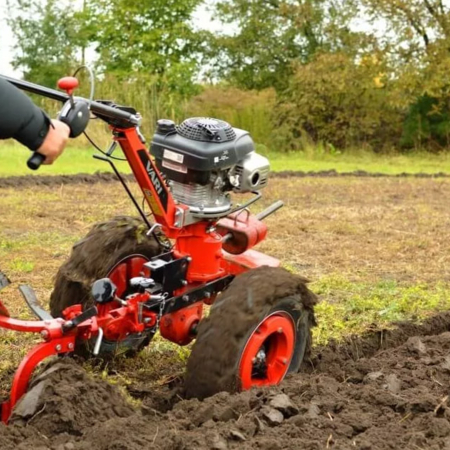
2,336,75,423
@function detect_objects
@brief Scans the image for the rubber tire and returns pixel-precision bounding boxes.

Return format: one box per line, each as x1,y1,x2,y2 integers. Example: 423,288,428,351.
184,266,317,399
49,216,163,357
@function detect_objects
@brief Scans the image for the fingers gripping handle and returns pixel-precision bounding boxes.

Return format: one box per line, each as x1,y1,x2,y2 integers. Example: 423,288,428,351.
27,152,46,170
26,99,90,170
26,75,89,171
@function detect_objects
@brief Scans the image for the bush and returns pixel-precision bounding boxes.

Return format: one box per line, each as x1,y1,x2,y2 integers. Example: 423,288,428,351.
274,52,404,151
185,85,276,147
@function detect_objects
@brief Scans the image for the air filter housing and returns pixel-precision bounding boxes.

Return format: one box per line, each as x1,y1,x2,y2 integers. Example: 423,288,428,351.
177,117,237,143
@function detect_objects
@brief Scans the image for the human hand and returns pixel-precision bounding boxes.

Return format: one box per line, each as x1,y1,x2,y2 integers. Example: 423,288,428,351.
37,119,70,165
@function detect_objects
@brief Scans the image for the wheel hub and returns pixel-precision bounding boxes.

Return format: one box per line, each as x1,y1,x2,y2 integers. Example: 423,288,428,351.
239,312,296,390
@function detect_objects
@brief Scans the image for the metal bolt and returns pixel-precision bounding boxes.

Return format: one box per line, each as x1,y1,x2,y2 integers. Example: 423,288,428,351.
277,327,283,334
181,280,188,286
144,318,151,324
40,330,49,339
182,295,189,302
55,344,62,352
281,358,287,365
204,292,211,299
187,257,192,262
68,343,74,350
252,357,257,364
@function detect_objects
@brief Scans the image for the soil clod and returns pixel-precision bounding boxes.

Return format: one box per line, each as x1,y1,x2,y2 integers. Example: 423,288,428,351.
268,393,299,417
261,406,285,426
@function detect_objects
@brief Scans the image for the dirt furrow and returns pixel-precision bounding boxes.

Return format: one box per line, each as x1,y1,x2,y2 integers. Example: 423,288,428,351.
1,313,450,450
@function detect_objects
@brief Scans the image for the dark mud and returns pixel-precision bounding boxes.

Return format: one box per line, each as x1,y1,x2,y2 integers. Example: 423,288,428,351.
50,216,161,318
2,312,450,449
1,169,450,190
0,172,127,189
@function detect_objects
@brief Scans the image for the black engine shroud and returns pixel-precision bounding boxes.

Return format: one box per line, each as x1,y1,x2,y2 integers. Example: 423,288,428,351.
150,117,255,185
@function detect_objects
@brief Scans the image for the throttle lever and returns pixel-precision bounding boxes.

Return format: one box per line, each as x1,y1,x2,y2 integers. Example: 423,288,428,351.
57,76,90,138
62,306,98,333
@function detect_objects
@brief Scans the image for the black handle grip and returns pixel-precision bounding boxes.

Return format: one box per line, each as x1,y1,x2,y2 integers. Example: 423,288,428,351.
27,152,46,170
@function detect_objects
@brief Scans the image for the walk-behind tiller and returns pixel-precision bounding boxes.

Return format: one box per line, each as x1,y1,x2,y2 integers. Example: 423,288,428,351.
0,74,316,423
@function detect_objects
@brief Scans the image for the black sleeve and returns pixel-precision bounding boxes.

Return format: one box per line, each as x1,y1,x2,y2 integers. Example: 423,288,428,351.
0,77,50,151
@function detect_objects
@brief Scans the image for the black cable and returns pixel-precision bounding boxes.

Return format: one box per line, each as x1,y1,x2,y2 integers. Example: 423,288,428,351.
83,131,127,161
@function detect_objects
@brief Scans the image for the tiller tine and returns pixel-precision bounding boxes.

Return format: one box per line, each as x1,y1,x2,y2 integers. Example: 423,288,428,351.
0,271,11,291
0,271,11,317
19,285,53,321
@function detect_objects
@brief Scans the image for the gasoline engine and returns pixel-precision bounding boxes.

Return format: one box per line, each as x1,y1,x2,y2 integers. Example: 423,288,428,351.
151,117,270,218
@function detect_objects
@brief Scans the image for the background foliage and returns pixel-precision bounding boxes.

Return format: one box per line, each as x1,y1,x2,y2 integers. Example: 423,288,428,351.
6,0,450,152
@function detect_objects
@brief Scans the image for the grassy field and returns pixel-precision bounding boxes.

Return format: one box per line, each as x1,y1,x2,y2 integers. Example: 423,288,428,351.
1,175,449,394
2,142,450,176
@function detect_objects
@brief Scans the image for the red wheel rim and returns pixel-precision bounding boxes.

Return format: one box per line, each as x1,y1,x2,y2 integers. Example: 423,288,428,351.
107,255,149,298
239,312,295,390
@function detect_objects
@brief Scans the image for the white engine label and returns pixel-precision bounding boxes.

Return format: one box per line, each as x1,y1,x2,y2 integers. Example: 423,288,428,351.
163,149,184,164
162,160,188,174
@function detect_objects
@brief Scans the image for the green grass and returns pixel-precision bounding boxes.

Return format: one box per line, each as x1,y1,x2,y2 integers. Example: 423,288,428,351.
7,259,35,273
310,274,450,345
2,143,450,176
262,149,450,174
0,144,123,176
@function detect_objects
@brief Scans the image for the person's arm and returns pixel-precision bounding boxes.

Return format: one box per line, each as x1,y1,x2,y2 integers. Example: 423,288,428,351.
0,77,51,150
0,78,69,164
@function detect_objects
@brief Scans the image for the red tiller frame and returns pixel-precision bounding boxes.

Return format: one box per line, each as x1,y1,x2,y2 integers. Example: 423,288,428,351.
0,125,280,424
115,127,278,282
0,75,282,424
0,305,78,423
0,289,158,423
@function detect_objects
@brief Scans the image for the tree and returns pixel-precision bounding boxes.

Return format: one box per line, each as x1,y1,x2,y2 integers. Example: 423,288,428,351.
7,0,204,98
7,0,84,87
82,0,204,97
358,1,450,149
361,0,450,60
207,0,367,91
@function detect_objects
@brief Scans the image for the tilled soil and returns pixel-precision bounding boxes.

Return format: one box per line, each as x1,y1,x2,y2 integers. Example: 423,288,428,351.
2,313,450,450
1,170,450,190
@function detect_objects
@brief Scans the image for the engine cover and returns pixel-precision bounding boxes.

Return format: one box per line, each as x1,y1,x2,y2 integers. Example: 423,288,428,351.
150,117,269,217
150,117,255,185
